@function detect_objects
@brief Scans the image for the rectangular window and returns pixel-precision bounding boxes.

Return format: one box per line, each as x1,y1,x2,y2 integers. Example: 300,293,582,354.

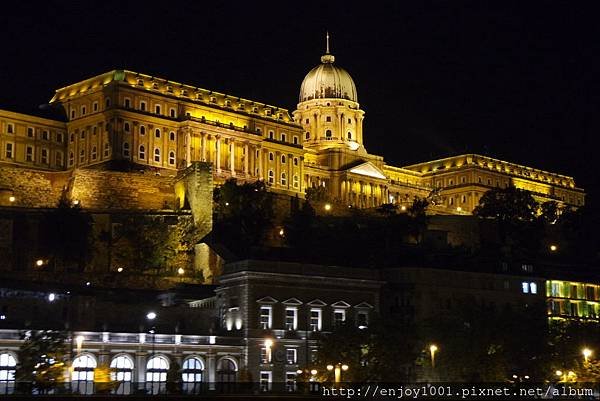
334,309,346,326
281,133,286,142
285,308,297,330
309,309,321,331
551,282,561,297
170,108,176,118
155,104,161,114
259,372,272,392
7,123,14,134
293,136,299,145
26,146,34,162
260,347,269,364
522,282,529,294
27,127,34,137
57,132,63,143
357,311,369,328
286,348,297,365
285,372,297,392
42,130,49,140
268,130,274,139
5,143,13,158
124,98,131,108
260,306,272,329
140,101,147,111
93,101,98,112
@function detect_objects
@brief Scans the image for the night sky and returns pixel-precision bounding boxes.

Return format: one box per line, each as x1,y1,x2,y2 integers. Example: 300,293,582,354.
1,1,598,202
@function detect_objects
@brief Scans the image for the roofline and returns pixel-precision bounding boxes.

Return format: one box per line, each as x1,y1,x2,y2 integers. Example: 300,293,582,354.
0,108,66,127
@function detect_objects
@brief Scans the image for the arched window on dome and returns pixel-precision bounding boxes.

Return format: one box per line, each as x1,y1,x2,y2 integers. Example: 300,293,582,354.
325,130,332,140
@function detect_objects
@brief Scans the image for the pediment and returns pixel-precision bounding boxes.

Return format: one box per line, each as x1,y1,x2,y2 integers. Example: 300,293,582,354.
354,302,374,309
282,298,303,305
256,296,278,304
348,162,387,180
307,299,327,306
331,301,352,308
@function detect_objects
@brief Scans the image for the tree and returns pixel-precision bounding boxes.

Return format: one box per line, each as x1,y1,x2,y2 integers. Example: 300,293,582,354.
166,360,182,394
15,330,68,394
213,179,274,252
473,186,538,223
39,196,93,271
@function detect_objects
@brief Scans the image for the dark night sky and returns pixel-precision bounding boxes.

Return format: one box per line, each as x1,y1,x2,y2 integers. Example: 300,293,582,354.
1,1,599,202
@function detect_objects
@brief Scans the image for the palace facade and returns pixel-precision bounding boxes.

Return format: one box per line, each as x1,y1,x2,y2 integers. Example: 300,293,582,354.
0,45,585,213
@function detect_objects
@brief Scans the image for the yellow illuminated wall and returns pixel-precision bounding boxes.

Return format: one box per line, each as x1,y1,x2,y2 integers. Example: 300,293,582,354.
546,280,600,321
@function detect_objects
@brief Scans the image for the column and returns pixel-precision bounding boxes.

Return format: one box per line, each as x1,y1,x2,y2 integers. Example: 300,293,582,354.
229,139,235,176
186,130,192,167
215,136,221,172
257,146,263,179
244,143,249,175
201,132,206,162
135,352,147,387
207,350,216,391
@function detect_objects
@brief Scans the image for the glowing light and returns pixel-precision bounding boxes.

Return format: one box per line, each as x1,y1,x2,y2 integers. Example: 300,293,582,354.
310,369,317,376
279,228,285,237
48,293,56,302
72,200,80,206
456,206,462,212
583,348,593,362
430,344,438,353
341,364,349,371
8,196,15,202
550,244,558,252
35,259,44,267
324,203,332,211
296,369,303,374
85,281,91,286
117,267,124,273
400,205,407,211
146,312,157,320
264,339,273,348
555,370,563,377
177,268,185,275
327,365,334,371
75,335,84,353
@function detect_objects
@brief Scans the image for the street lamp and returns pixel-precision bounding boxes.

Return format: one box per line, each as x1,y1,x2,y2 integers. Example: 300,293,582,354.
264,338,274,363
147,312,157,359
327,363,348,384
550,244,558,252
324,203,332,212
429,344,438,369
582,347,593,363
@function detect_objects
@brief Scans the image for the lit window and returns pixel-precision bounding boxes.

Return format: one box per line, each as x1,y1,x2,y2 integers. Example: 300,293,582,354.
285,308,297,330
281,172,287,186
530,282,538,294
293,175,299,188
154,148,160,163
357,311,369,328
72,354,96,387
333,309,346,326
309,309,322,331
259,306,272,329
0,352,17,387
522,282,529,294
182,357,203,388
259,371,272,392
26,146,33,162
260,347,270,364
168,151,175,165
146,356,169,394
286,348,297,365
4,143,13,159
285,372,297,392
268,170,274,184
110,355,133,394
139,145,145,160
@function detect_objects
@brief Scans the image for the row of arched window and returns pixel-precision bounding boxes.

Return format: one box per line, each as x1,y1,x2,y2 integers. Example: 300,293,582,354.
0,352,237,395
121,144,176,165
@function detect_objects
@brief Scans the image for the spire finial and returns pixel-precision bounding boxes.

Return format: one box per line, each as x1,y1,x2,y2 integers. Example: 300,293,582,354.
321,31,335,63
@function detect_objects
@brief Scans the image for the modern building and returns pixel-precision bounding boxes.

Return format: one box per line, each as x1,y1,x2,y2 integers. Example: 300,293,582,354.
0,41,585,214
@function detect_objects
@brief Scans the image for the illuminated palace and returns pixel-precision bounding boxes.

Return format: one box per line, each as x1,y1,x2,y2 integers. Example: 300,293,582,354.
0,45,585,212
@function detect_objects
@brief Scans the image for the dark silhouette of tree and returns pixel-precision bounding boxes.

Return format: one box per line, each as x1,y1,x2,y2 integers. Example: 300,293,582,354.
305,186,331,203
39,196,93,272
213,179,274,253
474,186,538,223
15,330,68,394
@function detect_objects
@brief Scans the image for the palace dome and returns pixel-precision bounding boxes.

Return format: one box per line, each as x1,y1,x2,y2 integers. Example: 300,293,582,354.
299,52,357,103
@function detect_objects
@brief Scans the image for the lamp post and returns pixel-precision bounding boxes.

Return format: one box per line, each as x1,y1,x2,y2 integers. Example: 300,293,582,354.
264,338,274,363
429,344,438,369
327,363,348,386
146,312,157,355
582,348,593,363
